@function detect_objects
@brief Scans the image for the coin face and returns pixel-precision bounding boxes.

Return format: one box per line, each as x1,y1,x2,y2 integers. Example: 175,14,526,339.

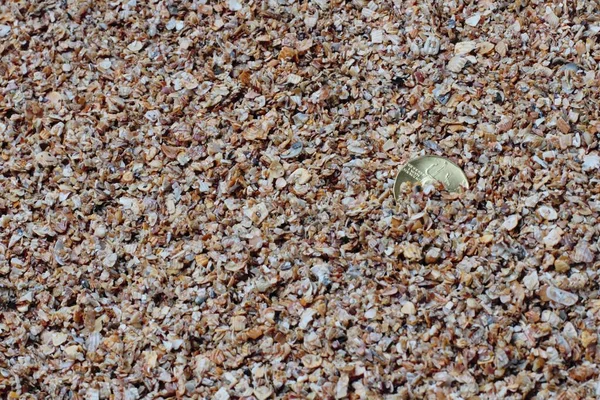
394,156,468,200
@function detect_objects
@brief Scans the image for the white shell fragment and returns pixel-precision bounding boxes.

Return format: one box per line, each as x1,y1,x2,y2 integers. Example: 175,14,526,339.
0,25,10,37
281,141,303,159
543,227,563,247
447,55,467,72
502,215,520,231
465,14,481,27
454,41,477,55
545,7,560,28
227,0,242,11
422,36,440,55
371,29,384,44
289,168,311,185
546,286,578,306
571,242,594,263
537,206,557,221
582,153,600,171
523,271,539,291
127,41,143,52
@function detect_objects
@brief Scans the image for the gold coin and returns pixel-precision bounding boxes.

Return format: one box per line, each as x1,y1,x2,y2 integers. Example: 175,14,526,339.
393,156,468,200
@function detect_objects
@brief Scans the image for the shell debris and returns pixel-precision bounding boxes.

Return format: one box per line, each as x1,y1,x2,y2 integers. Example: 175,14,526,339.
1,0,600,398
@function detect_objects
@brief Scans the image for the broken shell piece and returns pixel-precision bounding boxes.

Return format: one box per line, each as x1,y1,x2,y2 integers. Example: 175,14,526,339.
231,316,246,331
543,227,563,247
465,14,481,27
281,142,303,159
476,42,495,54
495,41,508,56
371,29,384,44
422,36,440,55
502,215,520,231
301,354,323,369
545,286,578,306
571,242,594,263
36,151,58,167
454,41,477,55
582,154,600,172
545,6,560,28
289,168,311,185
537,206,558,221
447,56,467,73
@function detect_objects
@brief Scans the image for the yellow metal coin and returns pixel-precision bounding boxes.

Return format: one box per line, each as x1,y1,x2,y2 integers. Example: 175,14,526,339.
393,156,468,200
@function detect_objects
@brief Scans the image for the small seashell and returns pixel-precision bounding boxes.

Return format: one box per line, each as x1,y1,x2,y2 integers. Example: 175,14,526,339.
46,91,63,108
195,254,209,267
454,41,477,55
422,36,440,55
292,113,308,126
214,387,230,400
581,331,597,347
254,278,271,292
246,327,263,340
53,237,69,265
103,252,117,268
575,40,587,56
502,215,520,231
409,40,421,56
98,58,112,70
209,349,225,365
447,55,467,73
311,264,331,286
571,242,594,263
177,151,190,165
278,47,297,61
181,72,199,90
537,206,557,221
545,286,578,306
161,144,181,159
495,349,509,369
554,256,570,272
465,14,481,27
